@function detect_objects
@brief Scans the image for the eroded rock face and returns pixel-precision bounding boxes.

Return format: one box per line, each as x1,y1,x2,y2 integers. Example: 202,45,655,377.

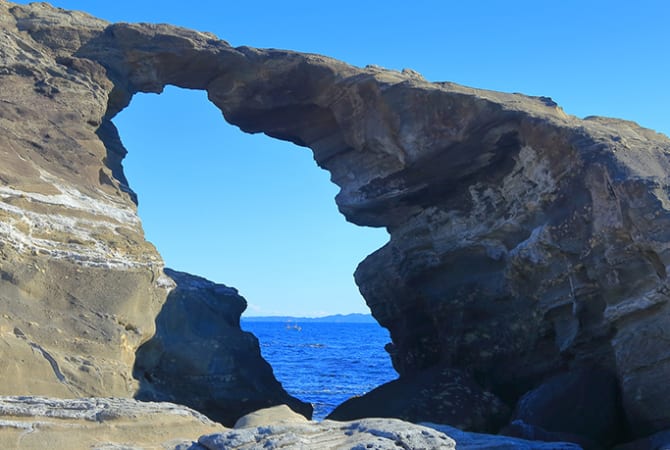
0,1,167,398
2,0,670,438
327,366,509,432
134,269,312,426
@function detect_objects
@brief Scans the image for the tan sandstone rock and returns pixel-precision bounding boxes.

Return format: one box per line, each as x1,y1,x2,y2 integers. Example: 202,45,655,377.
234,404,308,429
0,396,225,450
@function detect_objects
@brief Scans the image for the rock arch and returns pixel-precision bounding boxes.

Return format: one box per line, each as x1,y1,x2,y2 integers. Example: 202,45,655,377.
3,3,670,439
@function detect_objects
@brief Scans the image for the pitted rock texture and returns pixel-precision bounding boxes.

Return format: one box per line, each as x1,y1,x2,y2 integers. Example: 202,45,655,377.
2,0,670,438
0,396,224,449
134,269,312,426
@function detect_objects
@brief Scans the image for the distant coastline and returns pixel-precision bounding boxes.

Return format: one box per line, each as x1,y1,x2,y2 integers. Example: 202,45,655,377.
241,313,376,324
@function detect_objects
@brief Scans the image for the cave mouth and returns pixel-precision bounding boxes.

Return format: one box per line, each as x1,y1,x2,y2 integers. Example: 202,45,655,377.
113,85,394,421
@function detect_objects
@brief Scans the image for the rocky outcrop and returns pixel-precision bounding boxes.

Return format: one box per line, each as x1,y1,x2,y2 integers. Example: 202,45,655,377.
0,1,167,399
0,398,582,450
196,418,457,450
327,366,508,432
0,396,224,449
193,417,582,450
2,0,670,442
425,423,583,450
134,269,312,426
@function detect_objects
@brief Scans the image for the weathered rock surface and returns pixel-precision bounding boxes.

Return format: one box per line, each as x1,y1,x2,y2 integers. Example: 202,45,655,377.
0,0,167,399
327,366,509,432
191,418,582,450
196,418,457,450
0,396,224,450
134,269,312,426
425,422,583,450
2,0,670,441
233,404,309,429
502,368,624,448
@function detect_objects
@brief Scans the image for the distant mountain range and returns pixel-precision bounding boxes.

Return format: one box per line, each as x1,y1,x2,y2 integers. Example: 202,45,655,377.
241,313,376,323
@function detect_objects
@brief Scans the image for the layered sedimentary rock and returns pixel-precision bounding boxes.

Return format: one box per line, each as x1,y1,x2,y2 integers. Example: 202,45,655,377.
2,0,670,441
0,396,224,449
134,269,312,426
0,2,167,398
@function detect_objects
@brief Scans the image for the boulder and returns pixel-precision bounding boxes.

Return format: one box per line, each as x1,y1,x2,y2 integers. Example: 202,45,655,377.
327,366,509,432
0,396,224,450
134,269,312,426
234,404,308,428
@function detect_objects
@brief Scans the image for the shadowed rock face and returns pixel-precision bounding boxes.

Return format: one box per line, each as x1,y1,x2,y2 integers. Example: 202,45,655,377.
2,1,670,437
133,269,312,426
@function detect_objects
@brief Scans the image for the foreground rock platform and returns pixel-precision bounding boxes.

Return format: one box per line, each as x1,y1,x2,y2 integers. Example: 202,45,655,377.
0,399,583,450
192,407,582,450
0,396,224,449
1,0,670,443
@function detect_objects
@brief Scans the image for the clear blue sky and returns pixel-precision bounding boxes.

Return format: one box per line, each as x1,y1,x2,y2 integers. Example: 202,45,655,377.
13,1,670,316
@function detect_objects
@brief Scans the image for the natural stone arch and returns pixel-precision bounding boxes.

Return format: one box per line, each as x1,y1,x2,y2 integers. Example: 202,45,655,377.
77,22,670,435
5,3,670,440
108,84,387,425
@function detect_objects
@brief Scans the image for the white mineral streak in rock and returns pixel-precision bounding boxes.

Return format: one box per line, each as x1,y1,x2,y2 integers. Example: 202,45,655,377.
604,283,670,323
0,177,154,269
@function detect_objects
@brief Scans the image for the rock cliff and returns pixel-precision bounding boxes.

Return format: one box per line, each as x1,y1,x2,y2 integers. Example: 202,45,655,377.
2,0,670,444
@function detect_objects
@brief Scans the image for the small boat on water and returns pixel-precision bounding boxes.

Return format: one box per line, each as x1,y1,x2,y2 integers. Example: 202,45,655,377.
285,321,302,331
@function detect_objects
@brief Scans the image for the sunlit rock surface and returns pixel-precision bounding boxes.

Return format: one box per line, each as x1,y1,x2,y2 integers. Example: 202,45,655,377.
2,0,670,442
192,417,581,450
134,269,312,426
0,396,224,449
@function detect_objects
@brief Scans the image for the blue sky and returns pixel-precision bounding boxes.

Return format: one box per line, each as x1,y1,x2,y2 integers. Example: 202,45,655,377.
13,1,669,316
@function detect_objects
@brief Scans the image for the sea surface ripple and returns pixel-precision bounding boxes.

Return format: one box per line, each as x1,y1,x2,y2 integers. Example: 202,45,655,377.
241,321,397,420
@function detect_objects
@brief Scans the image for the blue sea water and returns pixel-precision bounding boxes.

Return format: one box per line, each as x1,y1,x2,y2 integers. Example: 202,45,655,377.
241,321,397,420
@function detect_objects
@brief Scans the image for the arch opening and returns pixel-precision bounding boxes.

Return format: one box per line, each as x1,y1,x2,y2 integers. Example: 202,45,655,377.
113,85,394,421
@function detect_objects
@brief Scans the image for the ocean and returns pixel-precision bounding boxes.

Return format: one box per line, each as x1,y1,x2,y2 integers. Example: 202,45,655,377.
241,321,397,420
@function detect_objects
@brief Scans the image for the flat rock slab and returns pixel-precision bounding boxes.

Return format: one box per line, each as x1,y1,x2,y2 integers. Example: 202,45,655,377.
192,418,581,450
0,396,224,450
197,418,455,450
425,423,583,450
